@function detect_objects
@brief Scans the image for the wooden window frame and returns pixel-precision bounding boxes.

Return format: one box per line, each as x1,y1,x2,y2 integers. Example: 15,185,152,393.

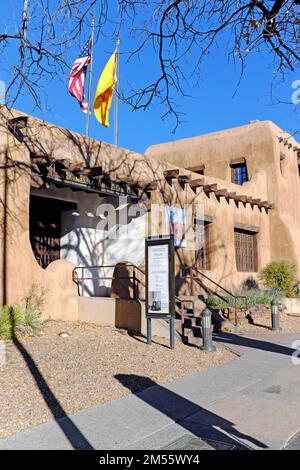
195,218,211,270
234,228,258,272
230,162,248,185
187,164,205,176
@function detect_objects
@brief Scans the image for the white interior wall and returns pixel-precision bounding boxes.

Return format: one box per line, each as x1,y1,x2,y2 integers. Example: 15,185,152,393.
31,186,147,296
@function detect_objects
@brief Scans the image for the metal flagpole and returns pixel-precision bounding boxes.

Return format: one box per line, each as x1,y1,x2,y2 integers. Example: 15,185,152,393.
86,14,95,138
114,34,120,147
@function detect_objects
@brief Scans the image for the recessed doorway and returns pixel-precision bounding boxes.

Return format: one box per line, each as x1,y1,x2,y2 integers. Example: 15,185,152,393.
30,195,77,268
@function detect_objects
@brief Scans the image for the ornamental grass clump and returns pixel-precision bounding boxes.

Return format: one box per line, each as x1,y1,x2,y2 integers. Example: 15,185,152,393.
0,284,47,340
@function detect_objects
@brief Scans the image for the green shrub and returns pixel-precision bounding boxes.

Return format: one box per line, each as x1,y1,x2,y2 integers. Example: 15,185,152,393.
259,260,296,296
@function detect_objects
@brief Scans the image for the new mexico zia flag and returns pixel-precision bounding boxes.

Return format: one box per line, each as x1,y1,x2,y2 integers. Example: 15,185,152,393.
93,52,117,127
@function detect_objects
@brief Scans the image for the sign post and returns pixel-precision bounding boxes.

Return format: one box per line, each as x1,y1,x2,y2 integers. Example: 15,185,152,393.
145,235,175,349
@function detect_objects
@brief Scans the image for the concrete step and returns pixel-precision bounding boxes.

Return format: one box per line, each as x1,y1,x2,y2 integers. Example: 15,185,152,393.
182,316,202,328
183,325,202,338
182,327,202,347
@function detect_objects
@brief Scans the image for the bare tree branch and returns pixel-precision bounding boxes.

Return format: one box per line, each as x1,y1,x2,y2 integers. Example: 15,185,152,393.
0,0,299,129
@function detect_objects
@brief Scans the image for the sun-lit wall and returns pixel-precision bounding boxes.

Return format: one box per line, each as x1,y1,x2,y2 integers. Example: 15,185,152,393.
31,186,147,296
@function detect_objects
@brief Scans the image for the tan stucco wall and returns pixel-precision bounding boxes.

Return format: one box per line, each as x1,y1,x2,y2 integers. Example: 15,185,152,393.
146,120,300,280
0,115,79,319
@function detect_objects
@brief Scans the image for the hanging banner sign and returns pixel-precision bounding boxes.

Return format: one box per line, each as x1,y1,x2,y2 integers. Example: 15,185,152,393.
165,205,187,248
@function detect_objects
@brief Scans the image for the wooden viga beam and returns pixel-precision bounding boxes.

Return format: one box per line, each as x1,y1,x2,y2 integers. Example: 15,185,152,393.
236,195,248,203
163,168,180,180
213,188,228,198
189,179,218,193
258,201,274,210
74,165,103,177
143,181,158,191
189,178,205,192
30,153,51,166
178,174,191,186
228,192,238,200
250,198,261,206
228,194,248,204
203,184,218,194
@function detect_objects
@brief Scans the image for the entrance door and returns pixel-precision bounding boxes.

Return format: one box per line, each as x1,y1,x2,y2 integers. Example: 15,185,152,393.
30,195,76,268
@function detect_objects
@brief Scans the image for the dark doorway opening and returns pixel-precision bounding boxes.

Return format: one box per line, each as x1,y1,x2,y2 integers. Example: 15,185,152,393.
30,195,77,269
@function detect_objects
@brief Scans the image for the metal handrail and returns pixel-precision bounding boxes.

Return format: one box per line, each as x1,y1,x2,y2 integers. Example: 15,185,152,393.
181,267,248,326
73,263,145,299
73,262,248,325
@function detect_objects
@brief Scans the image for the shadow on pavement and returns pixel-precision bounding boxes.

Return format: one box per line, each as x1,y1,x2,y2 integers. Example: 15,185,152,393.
9,310,93,450
115,374,268,450
213,331,296,356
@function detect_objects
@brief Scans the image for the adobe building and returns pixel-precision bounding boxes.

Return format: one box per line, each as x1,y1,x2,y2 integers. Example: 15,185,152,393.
146,120,300,283
0,107,299,333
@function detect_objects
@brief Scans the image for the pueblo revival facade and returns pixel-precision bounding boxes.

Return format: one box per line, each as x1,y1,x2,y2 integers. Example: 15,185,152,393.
146,120,300,281
0,108,299,331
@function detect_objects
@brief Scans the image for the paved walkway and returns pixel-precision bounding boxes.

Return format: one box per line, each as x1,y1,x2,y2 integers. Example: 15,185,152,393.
1,331,300,450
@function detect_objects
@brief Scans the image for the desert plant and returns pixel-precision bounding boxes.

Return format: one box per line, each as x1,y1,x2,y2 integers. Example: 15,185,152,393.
23,305,46,334
23,283,46,313
0,306,14,340
205,288,282,310
205,292,249,310
0,290,47,341
259,260,296,297
0,306,26,340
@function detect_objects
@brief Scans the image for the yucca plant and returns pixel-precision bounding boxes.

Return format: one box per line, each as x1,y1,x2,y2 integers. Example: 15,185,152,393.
0,306,26,340
0,294,47,341
0,306,14,340
23,305,46,334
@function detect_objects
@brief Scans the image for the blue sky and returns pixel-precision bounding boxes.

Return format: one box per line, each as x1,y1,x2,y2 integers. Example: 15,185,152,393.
1,1,300,154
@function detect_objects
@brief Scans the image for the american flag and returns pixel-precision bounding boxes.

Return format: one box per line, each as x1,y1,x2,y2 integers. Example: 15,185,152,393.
68,39,91,113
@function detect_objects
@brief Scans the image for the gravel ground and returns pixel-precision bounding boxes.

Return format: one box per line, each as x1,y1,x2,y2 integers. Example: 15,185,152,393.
237,312,300,334
0,320,234,439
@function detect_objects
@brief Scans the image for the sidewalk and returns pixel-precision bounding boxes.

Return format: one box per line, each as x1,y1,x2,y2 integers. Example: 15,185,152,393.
1,331,299,450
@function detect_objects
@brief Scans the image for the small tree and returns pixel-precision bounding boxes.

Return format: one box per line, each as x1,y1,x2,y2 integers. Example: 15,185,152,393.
259,260,297,297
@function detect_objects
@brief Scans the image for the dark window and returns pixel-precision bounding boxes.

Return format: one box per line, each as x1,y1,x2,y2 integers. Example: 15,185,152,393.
234,229,258,272
195,220,211,270
231,162,248,185
187,165,205,176
30,195,77,269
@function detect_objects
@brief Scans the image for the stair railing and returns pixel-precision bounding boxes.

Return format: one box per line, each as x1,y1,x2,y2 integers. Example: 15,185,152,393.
73,263,145,300
180,267,248,326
